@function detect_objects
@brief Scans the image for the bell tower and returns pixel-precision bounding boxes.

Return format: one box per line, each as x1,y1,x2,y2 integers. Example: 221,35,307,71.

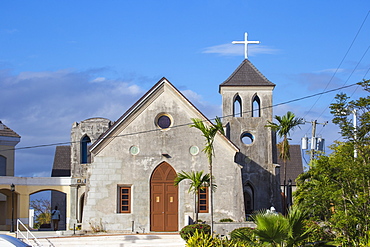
219,59,280,212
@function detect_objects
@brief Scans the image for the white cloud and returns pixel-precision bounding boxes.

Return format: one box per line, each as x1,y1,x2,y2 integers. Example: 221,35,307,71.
91,77,106,82
202,43,280,57
0,68,147,177
315,68,345,74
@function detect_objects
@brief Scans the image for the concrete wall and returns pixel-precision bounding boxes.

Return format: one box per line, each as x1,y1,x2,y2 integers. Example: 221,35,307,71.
220,85,281,212
82,82,245,232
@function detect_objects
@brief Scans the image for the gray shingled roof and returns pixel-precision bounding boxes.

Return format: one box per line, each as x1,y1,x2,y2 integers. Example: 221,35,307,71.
0,121,21,138
51,146,71,177
220,59,275,89
277,145,304,185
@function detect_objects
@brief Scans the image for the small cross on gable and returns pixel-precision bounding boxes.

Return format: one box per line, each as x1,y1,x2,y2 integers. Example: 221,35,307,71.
232,33,260,59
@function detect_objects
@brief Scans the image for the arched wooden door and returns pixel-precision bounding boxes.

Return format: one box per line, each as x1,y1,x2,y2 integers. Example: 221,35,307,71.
150,162,178,232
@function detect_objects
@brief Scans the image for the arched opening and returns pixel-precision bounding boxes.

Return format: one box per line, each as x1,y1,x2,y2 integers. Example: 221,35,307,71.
0,155,6,176
79,193,85,223
29,189,67,230
252,95,261,117
150,162,178,232
244,184,254,216
233,94,242,117
81,135,91,164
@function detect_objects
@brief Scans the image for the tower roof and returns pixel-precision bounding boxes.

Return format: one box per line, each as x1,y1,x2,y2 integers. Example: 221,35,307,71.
219,59,275,91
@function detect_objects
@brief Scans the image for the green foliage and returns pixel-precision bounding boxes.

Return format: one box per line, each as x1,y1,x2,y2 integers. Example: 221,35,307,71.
186,229,258,247
265,111,304,213
191,116,225,231
250,206,314,246
253,212,288,246
180,224,211,241
303,220,335,244
230,227,256,243
286,206,314,247
220,218,234,222
174,170,215,222
190,117,225,167
265,111,304,162
295,79,370,245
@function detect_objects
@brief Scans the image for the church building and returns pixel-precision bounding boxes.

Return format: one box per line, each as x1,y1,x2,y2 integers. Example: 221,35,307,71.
52,59,289,232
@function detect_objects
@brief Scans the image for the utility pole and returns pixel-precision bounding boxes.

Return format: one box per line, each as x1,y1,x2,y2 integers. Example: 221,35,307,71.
353,109,358,158
310,120,317,161
303,120,328,162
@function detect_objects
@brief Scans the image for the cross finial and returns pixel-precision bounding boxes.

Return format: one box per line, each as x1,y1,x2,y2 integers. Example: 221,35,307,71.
232,32,260,59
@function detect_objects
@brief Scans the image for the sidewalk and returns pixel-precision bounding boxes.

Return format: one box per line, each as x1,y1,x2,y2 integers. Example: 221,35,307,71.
0,231,186,247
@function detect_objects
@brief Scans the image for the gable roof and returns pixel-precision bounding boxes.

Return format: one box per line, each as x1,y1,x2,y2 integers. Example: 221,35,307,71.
277,145,304,185
219,59,275,91
0,121,21,138
90,77,238,153
51,146,71,177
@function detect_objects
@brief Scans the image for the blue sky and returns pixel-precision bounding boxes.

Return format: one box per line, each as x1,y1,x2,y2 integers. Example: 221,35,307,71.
1,1,369,177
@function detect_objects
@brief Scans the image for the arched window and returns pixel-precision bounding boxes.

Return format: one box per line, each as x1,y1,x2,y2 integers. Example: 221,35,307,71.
252,95,261,117
81,135,91,164
0,155,6,176
233,95,242,117
244,184,254,215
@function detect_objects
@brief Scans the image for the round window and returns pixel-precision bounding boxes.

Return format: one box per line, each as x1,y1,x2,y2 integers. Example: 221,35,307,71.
129,145,139,155
156,114,172,129
189,146,199,155
241,132,254,145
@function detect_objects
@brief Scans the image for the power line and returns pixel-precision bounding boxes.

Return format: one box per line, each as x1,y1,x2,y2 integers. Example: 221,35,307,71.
302,10,370,120
316,45,370,137
0,82,359,153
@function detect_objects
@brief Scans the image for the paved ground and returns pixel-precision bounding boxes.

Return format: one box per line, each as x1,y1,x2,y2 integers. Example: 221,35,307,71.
1,231,186,247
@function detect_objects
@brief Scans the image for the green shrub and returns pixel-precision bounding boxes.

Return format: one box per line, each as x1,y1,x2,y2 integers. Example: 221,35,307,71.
304,220,335,244
180,224,211,241
186,229,259,247
220,218,234,222
230,227,256,242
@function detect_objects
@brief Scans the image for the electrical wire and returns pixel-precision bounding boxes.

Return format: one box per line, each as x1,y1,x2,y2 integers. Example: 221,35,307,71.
0,82,359,153
302,10,370,121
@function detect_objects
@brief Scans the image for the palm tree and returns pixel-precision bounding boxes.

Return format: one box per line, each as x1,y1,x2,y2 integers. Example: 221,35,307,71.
174,170,214,222
253,205,313,247
190,116,224,233
265,111,304,213
253,212,288,247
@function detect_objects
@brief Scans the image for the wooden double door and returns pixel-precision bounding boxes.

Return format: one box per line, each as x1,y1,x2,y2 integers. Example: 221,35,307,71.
150,162,178,232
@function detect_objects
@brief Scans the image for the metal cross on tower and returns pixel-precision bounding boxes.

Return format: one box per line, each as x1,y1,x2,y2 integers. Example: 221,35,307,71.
232,32,260,59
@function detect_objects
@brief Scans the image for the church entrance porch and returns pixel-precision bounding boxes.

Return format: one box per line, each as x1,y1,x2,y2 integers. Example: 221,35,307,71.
150,162,178,232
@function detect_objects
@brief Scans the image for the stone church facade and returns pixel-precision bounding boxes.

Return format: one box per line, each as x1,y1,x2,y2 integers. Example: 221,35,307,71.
53,59,284,232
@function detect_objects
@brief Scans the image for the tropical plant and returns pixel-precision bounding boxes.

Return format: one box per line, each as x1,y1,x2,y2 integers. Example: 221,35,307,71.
180,223,211,241
251,205,314,246
295,79,370,245
265,111,303,213
285,205,314,247
253,212,288,246
230,227,256,243
190,116,224,233
186,229,256,247
174,170,213,222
